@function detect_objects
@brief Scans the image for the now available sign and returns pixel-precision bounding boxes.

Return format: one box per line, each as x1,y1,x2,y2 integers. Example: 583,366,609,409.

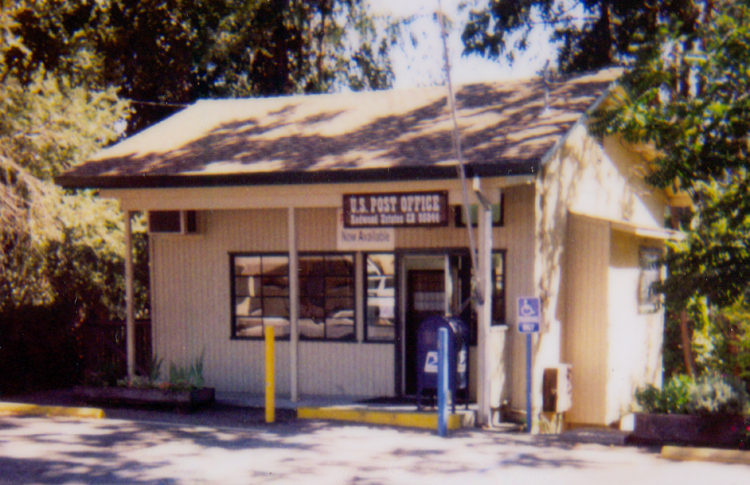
343,191,449,228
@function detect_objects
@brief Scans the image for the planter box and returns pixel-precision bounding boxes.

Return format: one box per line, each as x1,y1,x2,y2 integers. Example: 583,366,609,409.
73,386,215,410
631,413,746,448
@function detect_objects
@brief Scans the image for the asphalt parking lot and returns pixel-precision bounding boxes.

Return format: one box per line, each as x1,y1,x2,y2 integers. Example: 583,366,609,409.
1,403,749,485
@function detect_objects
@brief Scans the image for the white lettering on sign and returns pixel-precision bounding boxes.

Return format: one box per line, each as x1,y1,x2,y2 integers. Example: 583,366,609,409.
424,351,438,373
343,192,447,228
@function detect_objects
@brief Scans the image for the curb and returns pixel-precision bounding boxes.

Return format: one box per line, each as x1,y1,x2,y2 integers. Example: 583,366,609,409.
0,402,105,419
298,407,466,430
661,445,750,464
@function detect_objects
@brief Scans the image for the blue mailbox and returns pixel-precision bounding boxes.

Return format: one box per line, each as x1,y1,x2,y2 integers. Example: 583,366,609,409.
416,315,468,410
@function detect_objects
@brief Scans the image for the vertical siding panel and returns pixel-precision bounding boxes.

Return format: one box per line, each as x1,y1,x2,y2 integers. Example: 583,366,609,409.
152,207,395,396
564,215,609,425
298,208,337,251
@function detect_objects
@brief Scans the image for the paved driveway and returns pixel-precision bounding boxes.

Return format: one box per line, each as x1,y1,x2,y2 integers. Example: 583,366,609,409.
0,414,748,485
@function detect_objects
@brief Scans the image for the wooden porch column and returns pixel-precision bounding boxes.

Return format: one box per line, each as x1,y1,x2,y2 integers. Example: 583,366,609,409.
124,210,135,379
288,207,299,402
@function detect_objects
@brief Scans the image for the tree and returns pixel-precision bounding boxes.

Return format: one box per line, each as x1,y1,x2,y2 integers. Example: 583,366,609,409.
0,2,133,317
589,0,750,382
461,0,701,73
4,1,399,134
593,0,750,305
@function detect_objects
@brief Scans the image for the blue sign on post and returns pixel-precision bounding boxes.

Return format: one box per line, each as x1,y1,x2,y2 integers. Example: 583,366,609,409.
517,296,540,434
517,297,540,333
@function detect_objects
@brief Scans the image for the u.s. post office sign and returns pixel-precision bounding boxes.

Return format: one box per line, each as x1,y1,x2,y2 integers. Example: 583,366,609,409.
343,191,449,228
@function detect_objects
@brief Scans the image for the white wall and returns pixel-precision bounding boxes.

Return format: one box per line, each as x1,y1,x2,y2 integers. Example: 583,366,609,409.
537,123,667,426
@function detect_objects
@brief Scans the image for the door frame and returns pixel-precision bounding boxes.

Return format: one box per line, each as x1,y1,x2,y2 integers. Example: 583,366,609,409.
395,248,472,396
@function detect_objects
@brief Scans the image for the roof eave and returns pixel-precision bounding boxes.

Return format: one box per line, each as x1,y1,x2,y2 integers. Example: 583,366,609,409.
54,160,540,190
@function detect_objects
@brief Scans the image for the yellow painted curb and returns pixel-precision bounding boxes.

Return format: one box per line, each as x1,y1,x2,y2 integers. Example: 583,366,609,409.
0,402,105,419
662,446,750,465
298,407,463,430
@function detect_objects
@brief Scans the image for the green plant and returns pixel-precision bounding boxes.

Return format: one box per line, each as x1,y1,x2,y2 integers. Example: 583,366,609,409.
687,372,750,416
168,351,205,390
636,373,750,416
149,354,164,383
635,375,692,414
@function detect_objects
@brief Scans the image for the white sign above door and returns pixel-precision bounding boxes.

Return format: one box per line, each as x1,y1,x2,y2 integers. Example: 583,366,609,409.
336,209,395,251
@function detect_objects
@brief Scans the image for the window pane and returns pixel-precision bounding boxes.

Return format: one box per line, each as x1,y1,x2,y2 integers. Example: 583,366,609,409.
302,276,326,296
236,317,263,338
366,254,395,341
235,256,261,276
300,296,325,319
263,297,289,318
263,298,289,338
262,256,288,275
299,318,324,339
298,256,322,276
262,276,289,296
267,318,290,338
235,296,261,317
235,276,261,297
492,252,505,324
327,277,353,297
326,298,354,340
326,255,354,275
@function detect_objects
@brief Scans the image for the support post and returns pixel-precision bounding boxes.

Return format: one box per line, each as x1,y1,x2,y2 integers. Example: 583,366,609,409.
476,197,493,427
265,326,275,423
437,327,450,437
526,333,532,433
288,207,299,402
124,210,135,380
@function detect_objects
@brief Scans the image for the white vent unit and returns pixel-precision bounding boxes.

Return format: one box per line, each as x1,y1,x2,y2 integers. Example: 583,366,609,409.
148,210,199,234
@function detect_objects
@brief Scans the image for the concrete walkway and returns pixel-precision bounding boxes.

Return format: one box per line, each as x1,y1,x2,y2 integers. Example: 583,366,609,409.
1,414,749,485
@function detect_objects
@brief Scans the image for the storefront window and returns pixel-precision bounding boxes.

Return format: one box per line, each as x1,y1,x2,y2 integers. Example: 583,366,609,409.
366,253,395,341
232,254,290,339
299,254,355,340
231,253,355,340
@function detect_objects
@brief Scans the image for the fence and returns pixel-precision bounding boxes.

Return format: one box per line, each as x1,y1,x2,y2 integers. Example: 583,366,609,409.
80,320,152,383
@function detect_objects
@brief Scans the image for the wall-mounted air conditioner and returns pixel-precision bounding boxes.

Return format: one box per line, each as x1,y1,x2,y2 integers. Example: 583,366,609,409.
148,210,199,234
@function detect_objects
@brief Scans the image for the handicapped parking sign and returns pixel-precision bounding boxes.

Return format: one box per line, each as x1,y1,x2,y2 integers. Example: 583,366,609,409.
517,297,540,333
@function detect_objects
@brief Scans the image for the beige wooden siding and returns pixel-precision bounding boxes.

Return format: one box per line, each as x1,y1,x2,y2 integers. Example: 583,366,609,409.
502,185,538,411
151,208,395,396
297,207,337,251
606,231,664,423
563,213,610,426
299,342,394,396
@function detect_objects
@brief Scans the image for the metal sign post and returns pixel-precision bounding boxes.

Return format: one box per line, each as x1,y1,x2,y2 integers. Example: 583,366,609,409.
437,327,450,437
518,297,540,433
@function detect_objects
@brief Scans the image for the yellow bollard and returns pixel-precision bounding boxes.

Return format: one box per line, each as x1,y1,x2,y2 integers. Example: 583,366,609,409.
265,325,275,423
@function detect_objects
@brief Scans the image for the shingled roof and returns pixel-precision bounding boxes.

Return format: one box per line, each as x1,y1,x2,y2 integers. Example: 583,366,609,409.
56,69,621,189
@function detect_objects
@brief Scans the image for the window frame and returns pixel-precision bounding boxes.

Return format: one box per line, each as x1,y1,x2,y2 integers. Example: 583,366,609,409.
298,252,356,342
230,252,357,341
453,193,504,228
363,252,397,343
490,250,507,327
230,252,290,340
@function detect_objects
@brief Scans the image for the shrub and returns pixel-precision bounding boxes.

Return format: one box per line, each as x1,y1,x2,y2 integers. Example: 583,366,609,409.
688,372,750,416
636,375,692,414
636,373,750,416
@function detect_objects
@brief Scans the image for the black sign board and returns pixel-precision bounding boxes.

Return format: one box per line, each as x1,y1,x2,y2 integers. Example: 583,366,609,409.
343,191,449,228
